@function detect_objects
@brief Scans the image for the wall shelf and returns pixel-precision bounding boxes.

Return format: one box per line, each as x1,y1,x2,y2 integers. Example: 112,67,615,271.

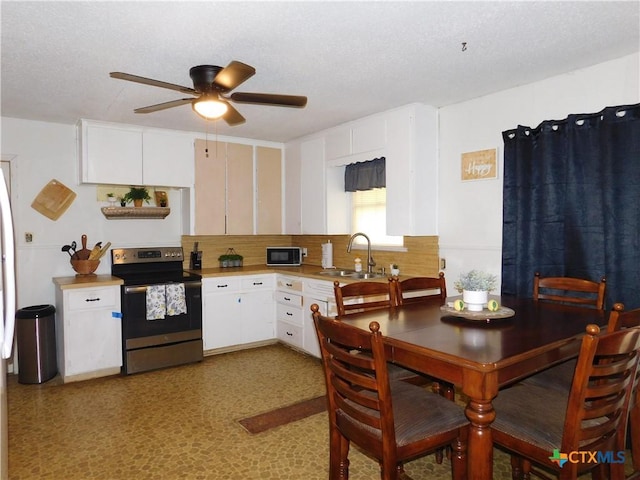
101,206,170,220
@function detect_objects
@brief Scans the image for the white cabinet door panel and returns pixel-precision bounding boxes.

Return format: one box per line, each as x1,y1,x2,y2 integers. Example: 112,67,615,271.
82,123,142,185
143,131,194,187
300,137,326,234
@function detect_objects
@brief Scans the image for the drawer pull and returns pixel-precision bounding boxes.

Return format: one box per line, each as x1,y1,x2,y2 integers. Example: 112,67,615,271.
217,284,228,288
286,331,293,336
253,282,263,286
286,283,293,287
286,312,293,316
284,296,291,301
85,297,100,302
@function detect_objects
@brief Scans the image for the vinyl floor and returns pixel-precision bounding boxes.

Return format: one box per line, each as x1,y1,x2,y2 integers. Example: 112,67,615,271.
7,343,634,479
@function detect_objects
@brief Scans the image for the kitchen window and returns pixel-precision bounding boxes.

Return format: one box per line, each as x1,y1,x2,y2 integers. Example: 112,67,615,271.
351,188,403,248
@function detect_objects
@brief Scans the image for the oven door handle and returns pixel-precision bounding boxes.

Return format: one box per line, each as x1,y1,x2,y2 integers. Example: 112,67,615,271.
124,281,202,295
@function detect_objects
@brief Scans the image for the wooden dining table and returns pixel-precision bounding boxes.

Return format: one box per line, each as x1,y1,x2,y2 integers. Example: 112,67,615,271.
337,295,606,480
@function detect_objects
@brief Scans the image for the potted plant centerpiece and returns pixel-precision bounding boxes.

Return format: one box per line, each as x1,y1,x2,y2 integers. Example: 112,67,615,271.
122,186,151,207
454,270,498,311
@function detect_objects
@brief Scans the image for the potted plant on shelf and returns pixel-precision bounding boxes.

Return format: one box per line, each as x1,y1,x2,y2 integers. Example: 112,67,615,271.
454,270,498,312
122,186,151,207
106,192,116,206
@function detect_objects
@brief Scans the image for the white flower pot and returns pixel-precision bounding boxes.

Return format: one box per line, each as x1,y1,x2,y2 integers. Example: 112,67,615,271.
462,290,488,311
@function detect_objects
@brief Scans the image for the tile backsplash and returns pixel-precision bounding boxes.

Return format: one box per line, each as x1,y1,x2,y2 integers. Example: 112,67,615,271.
182,234,439,277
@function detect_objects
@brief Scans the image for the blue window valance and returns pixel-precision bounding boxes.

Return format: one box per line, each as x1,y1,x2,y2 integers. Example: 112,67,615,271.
344,157,386,192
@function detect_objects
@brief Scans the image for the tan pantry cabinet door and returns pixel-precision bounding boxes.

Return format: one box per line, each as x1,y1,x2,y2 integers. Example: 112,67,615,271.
226,142,254,234
256,146,282,234
194,139,226,234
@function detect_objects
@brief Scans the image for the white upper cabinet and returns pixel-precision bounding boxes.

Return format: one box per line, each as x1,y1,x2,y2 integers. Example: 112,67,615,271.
324,115,386,163
79,121,143,185
351,116,386,155
386,103,438,236
78,119,194,187
142,130,195,187
300,137,327,234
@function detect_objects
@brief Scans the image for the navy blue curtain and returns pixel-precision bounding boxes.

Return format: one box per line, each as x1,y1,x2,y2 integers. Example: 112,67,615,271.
501,103,640,309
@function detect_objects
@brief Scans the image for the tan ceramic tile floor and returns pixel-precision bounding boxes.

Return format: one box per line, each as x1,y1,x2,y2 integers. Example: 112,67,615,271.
7,344,634,479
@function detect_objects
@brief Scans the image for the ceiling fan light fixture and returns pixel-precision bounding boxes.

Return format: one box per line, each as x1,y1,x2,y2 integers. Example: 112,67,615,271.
192,97,228,119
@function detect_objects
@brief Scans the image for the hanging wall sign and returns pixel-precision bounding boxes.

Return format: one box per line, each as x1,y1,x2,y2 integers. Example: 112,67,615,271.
461,148,498,181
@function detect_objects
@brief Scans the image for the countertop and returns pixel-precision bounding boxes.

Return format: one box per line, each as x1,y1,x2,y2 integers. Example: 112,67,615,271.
53,264,402,289
53,274,124,290
190,264,399,283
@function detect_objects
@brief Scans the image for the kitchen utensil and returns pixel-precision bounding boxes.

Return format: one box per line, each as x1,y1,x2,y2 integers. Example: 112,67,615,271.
76,234,91,260
61,245,73,258
88,242,103,260
95,242,111,260
30,179,77,221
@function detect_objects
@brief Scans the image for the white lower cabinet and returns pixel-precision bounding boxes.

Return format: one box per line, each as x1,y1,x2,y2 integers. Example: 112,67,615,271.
276,275,335,358
202,275,275,351
55,284,122,383
275,280,304,351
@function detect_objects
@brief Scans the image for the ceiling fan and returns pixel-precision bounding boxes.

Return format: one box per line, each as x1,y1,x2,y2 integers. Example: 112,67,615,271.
110,61,307,126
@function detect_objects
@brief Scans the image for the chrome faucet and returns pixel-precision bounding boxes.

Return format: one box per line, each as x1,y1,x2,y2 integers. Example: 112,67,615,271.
347,232,376,273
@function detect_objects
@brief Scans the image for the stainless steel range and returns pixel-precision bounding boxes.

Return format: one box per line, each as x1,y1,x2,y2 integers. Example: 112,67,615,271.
111,246,203,375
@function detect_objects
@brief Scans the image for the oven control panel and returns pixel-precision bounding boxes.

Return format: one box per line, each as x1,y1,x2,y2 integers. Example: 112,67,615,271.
111,247,184,265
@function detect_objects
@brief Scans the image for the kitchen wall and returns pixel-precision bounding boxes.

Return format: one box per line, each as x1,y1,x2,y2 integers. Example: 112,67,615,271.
437,53,639,292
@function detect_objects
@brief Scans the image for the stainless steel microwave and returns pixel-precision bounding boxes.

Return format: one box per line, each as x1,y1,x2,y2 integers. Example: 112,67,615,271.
266,247,302,266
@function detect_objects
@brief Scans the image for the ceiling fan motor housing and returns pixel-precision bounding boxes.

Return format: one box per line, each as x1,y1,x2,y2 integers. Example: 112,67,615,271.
189,65,223,93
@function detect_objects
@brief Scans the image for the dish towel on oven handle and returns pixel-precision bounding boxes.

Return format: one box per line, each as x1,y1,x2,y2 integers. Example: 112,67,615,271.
165,283,187,316
146,285,167,320
146,283,187,320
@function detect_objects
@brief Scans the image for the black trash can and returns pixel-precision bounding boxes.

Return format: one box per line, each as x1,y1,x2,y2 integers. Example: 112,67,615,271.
16,305,57,384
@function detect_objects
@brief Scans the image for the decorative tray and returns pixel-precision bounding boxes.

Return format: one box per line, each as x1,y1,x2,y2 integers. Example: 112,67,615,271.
440,303,515,321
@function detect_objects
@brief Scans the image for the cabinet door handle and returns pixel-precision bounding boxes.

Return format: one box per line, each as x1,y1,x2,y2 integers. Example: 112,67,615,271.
85,297,100,302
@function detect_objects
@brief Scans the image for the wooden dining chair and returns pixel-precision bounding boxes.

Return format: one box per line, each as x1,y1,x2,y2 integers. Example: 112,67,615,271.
533,272,607,309
607,304,640,480
334,278,457,464
333,278,395,316
333,279,432,384
311,304,468,480
492,323,640,480
392,274,455,402
393,272,447,306
522,273,607,391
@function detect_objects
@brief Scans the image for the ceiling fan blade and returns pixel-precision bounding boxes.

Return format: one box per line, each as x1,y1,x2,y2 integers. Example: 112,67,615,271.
134,98,194,114
213,61,256,91
110,72,197,95
229,92,307,107
222,102,246,126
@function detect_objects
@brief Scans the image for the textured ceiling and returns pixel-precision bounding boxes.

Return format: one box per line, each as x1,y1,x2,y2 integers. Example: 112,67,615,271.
1,1,638,143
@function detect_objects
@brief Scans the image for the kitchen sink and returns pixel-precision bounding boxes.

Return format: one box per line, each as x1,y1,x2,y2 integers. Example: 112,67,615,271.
316,270,387,280
347,272,387,279
317,269,357,277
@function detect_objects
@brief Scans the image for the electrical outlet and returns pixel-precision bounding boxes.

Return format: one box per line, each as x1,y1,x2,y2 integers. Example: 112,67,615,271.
25,232,33,243
440,258,446,270
302,247,308,257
